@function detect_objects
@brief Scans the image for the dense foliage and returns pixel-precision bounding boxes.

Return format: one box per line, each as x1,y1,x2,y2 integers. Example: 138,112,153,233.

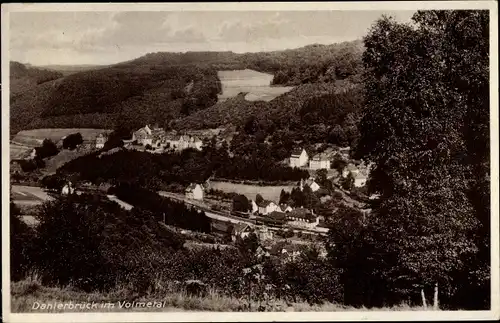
10,63,221,134
58,138,309,187
28,194,185,291
335,11,490,309
62,133,83,150
110,183,212,233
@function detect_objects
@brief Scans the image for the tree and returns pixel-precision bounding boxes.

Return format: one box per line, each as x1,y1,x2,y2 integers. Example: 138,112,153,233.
63,133,83,150
41,174,66,191
35,139,59,159
350,12,488,309
233,194,251,213
340,172,355,191
10,201,35,281
331,153,347,173
255,194,264,205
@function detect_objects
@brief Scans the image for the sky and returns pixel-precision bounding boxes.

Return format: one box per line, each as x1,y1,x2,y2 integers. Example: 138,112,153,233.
9,10,415,66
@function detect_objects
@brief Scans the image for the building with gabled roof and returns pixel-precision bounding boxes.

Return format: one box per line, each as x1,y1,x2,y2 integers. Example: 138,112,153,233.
290,148,309,168
257,200,279,215
185,183,204,200
286,208,319,229
309,154,331,170
231,223,253,241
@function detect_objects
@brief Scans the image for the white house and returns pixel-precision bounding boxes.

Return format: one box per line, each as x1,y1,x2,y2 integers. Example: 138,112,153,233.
300,178,321,192
231,223,253,241
257,200,279,215
61,181,75,195
132,125,153,146
95,133,108,149
309,155,331,170
354,172,367,187
290,148,309,168
286,208,319,229
185,183,204,200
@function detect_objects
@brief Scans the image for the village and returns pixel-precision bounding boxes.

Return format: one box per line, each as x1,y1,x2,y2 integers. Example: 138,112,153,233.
11,123,372,257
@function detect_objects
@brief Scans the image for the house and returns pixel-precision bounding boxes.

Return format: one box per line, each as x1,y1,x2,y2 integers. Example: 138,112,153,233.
185,183,204,200
61,181,75,195
132,125,153,146
231,223,253,241
289,148,309,168
166,134,203,151
354,172,367,187
151,128,166,148
309,154,331,170
95,133,108,149
286,208,319,229
300,178,320,192
257,200,279,215
211,221,233,238
250,200,259,214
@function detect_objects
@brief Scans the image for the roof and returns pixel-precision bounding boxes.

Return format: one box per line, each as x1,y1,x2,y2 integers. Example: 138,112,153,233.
257,200,276,208
288,208,316,221
279,204,292,212
185,183,202,192
268,211,287,221
232,223,252,235
291,148,305,157
311,154,329,161
211,221,233,233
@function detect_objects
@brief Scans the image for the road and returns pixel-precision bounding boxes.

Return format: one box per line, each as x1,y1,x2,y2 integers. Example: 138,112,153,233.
10,185,328,235
11,185,54,205
158,191,329,235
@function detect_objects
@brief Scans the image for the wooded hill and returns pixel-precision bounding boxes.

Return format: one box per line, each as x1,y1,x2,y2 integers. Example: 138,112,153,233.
10,40,364,136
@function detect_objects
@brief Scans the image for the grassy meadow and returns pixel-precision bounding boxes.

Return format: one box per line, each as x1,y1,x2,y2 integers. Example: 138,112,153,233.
209,181,295,202
11,275,432,313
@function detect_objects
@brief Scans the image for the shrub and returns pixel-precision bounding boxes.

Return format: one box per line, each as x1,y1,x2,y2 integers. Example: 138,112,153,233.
63,133,83,150
32,194,185,292
35,139,59,159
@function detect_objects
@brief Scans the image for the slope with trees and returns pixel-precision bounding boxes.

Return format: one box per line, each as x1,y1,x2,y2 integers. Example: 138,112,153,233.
328,11,490,309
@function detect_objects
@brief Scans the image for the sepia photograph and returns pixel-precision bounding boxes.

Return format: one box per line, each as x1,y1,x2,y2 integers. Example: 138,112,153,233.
1,2,498,322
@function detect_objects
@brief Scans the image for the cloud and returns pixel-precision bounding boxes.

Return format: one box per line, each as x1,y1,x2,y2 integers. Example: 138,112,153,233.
9,10,416,65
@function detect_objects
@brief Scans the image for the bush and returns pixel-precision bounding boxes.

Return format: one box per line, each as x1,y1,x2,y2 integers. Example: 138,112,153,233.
35,139,59,159
32,194,185,292
63,133,83,150
10,202,36,281
41,174,66,191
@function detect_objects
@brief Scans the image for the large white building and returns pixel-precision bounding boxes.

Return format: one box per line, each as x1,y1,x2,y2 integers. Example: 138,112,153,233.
290,148,309,168
185,183,204,200
309,155,331,170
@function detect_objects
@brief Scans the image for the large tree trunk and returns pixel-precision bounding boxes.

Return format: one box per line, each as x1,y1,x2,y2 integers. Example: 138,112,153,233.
421,288,428,309
433,282,439,310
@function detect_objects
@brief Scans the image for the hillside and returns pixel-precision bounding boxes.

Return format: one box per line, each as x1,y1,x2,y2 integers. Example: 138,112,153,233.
10,62,63,96
10,40,364,135
174,78,364,148
10,62,221,135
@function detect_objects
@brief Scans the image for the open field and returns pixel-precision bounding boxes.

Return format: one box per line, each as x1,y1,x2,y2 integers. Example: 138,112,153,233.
12,128,113,147
10,143,34,160
209,181,295,202
217,69,294,102
11,277,432,312
11,185,53,206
